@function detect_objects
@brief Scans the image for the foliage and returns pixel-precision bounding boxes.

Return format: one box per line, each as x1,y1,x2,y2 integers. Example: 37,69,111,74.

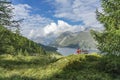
0,25,46,55
38,43,57,52
91,30,120,55
0,0,12,26
0,0,20,30
91,0,120,55
97,55,120,76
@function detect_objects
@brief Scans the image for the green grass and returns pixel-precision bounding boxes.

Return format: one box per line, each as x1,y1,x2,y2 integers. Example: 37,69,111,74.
0,53,119,80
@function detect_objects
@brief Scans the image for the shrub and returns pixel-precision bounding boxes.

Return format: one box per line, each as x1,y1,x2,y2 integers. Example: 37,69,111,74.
97,55,120,75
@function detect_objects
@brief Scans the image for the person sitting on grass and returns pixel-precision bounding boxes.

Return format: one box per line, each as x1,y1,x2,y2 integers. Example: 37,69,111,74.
76,48,81,54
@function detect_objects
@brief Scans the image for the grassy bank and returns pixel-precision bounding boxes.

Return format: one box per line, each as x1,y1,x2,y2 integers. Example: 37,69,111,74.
0,53,119,80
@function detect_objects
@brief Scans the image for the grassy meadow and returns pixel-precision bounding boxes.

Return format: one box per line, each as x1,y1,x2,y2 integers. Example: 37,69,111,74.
0,53,119,80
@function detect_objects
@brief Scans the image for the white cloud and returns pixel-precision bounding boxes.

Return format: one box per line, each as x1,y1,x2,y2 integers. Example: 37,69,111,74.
12,4,31,19
12,1,104,44
12,4,85,44
12,4,85,37
21,19,85,44
44,20,85,36
54,0,103,28
12,4,53,39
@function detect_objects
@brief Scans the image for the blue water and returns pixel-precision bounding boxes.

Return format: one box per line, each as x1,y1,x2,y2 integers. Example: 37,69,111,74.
57,47,76,56
57,47,99,56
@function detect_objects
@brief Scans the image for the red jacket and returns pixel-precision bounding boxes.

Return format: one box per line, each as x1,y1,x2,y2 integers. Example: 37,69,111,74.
76,49,81,54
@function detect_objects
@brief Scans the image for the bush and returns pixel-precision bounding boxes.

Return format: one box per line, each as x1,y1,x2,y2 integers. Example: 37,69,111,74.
97,55,120,75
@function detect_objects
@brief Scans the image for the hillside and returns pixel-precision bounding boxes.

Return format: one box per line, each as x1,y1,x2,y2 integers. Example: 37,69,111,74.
0,26,46,55
38,43,57,52
0,54,119,80
50,31,96,49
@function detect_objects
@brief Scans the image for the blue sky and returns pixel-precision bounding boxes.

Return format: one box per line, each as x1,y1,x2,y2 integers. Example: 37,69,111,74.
11,0,103,44
12,0,54,16
12,0,83,25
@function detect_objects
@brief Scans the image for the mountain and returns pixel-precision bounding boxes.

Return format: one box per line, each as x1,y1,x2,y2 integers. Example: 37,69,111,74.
38,43,57,52
0,25,46,55
49,31,96,49
31,35,56,45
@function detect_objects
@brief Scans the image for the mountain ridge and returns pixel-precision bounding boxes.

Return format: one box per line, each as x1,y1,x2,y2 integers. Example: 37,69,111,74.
49,31,96,49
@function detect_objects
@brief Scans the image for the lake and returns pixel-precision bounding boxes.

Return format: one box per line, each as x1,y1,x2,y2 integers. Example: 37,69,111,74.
57,47,76,56
57,47,99,56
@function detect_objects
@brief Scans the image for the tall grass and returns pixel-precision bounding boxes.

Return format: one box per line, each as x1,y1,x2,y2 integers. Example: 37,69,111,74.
0,53,119,80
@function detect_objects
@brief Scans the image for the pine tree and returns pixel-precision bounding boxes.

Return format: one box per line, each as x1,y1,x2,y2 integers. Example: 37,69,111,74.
91,0,120,55
0,0,20,32
0,0,12,26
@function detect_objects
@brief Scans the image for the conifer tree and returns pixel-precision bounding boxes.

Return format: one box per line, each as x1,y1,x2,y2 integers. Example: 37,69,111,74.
91,0,120,55
0,0,20,31
0,0,12,26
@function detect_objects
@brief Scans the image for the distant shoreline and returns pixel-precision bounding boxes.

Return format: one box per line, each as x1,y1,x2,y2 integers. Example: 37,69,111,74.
57,47,99,56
